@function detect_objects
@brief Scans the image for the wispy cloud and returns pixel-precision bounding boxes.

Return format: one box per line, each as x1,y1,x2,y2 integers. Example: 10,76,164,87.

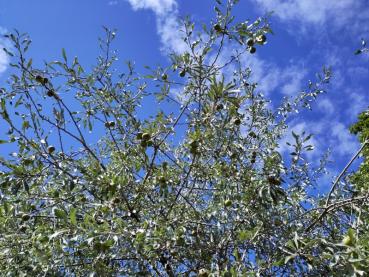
240,54,307,96
314,45,369,121
0,50,9,74
251,0,369,33
331,122,358,156
156,13,187,54
126,0,176,15
279,117,358,163
347,91,367,120
211,44,308,97
317,98,335,116
278,121,320,157
0,27,10,75
125,0,186,53
123,0,365,167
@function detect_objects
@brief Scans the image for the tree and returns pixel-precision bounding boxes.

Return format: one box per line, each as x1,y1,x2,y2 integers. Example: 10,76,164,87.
0,0,366,276
345,108,369,274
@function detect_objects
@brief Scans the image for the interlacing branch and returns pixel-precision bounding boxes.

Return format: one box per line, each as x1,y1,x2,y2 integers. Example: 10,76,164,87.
305,140,369,232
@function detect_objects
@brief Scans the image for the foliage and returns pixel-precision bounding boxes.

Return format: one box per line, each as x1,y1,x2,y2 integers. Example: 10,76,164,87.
348,42,369,276
347,108,369,275
354,39,368,55
0,0,367,276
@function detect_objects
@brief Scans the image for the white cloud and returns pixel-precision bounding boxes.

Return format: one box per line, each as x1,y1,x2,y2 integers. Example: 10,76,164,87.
205,33,313,96
280,65,307,96
278,120,325,160
279,117,359,165
125,0,186,53
317,98,335,115
156,14,187,54
126,0,176,15
346,91,367,121
0,27,10,74
209,49,284,96
123,0,364,167
239,54,307,96
251,0,368,31
244,55,280,94
347,66,369,82
331,122,358,156
0,50,9,74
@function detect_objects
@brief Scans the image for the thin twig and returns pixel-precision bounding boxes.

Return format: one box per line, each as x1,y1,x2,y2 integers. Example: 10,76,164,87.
325,140,368,206
305,140,368,231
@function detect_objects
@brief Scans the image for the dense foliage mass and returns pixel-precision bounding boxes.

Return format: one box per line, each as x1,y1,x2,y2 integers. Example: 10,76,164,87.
0,1,368,276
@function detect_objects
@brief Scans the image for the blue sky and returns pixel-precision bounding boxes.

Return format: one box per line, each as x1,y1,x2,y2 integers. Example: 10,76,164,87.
1,0,369,190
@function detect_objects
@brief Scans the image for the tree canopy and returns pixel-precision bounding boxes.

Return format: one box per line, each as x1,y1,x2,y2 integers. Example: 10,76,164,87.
0,1,368,276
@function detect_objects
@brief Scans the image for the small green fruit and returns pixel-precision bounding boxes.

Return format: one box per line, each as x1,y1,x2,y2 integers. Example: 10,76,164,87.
19,225,27,232
112,197,120,204
246,38,254,47
35,75,44,83
342,235,353,246
267,176,281,186
249,47,256,54
47,90,55,97
140,140,148,148
147,140,153,147
179,69,186,77
233,118,241,125
136,132,143,140
162,73,168,81
189,140,199,155
190,140,199,148
47,146,55,154
213,24,222,32
158,176,166,184
224,199,232,207
216,103,224,110
248,131,257,138
142,133,151,141
105,121,115,128
22,214,31,221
